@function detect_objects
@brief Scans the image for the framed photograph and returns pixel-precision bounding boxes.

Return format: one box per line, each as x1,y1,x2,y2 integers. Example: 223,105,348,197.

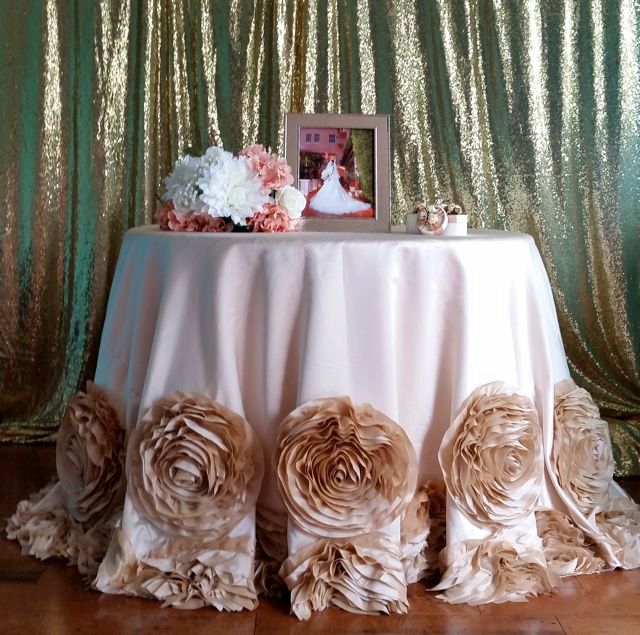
285,113,391,232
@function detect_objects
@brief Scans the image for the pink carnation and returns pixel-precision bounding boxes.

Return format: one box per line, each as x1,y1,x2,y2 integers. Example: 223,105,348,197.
198,215,234,233
240,143,267,159
241,144,270,174
154,201,174,228
155,202,232,233
261,155,294,190
248,202,296,233
240,144,294,191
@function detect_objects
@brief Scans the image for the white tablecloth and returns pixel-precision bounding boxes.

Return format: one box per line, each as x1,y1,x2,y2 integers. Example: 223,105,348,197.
95,227,571,512
11,225,635,615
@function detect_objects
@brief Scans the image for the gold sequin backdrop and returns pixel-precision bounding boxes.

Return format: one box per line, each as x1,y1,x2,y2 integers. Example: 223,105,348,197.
0,0,639,471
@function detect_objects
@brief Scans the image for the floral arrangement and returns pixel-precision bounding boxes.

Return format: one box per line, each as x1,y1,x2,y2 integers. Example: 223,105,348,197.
155,144,307,233
410,200,465,235
412,202,448,234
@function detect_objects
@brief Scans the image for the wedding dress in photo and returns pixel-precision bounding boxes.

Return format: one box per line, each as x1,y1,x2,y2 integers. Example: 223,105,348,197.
309,160,371,215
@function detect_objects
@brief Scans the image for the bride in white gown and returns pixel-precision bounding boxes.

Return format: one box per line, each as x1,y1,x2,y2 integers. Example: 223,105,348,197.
309,159,371,215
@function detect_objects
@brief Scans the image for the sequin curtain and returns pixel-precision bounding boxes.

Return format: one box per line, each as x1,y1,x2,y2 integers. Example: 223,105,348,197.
1,0,638,472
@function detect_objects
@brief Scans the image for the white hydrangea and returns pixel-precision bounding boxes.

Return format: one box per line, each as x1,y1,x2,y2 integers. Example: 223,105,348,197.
171,182,204,213
198,154,268,226
199,146,232,170
162,155,204,213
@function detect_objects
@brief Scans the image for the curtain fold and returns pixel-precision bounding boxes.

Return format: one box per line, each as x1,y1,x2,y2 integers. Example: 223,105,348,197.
1,0,638,473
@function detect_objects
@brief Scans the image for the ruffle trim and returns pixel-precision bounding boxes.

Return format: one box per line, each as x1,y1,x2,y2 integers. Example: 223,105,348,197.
279,533,408,620
433,535,559,605
94,529,258,610
535,508,606,576
6,481,118,578
596,496,640,569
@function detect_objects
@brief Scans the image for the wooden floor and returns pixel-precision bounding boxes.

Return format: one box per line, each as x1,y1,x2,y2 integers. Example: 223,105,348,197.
2,445,640,635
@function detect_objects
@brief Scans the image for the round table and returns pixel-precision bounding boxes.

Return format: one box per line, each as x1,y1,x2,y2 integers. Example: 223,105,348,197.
94,226,605,613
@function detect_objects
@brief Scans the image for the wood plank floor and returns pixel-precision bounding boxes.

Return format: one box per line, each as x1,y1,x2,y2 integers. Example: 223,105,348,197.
2,444,640,635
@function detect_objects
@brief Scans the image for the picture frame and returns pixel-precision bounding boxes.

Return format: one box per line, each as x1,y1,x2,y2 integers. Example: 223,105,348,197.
285,113,391,232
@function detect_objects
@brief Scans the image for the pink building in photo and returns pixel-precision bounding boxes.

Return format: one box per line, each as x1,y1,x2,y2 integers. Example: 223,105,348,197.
299,128,349,163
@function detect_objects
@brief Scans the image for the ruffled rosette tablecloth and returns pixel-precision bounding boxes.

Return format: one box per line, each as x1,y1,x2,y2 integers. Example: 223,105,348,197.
8,227,640,619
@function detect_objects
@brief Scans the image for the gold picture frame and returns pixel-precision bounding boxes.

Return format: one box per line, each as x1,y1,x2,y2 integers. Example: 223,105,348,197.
285,113,391,232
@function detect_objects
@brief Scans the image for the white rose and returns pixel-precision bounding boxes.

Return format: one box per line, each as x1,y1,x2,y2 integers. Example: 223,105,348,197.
276,185,306,219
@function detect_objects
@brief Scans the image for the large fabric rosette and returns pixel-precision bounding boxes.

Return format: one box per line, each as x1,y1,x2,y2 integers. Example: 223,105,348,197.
96,529,258,610
552,379,614,516
551,379,640,570
126,392,263,539
439,382,543,527
6,382,124,576
56,382,125,524
95,392,264,610
274,396,417,618
274,396,417,538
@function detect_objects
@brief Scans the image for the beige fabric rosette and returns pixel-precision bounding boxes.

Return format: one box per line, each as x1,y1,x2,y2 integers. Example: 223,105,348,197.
280,533,409,620
551,379,640,570
6,382,124,576
126,392,264,539
6,481,120,577
274,396,417,538
96,392,264,610
254,542,288,601
57,381,125,524
552,379,614,516
439,382,543,527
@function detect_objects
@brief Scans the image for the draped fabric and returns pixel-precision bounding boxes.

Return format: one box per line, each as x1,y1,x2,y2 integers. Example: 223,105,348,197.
0,0,638,473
